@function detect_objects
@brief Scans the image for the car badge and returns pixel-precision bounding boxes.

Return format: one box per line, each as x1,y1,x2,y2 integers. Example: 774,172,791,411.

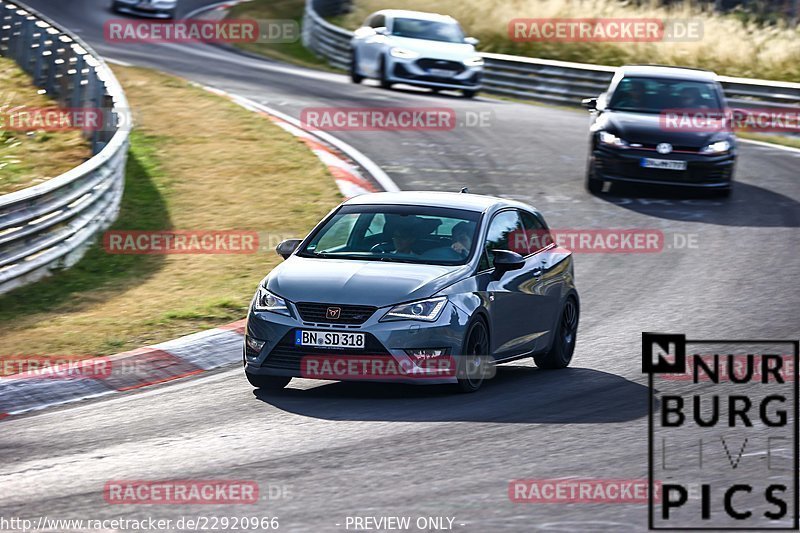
326,307,341,320
656,143,673,154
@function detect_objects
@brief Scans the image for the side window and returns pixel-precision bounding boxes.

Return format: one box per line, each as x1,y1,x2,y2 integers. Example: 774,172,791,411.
519,211,551,254
484,210,527,266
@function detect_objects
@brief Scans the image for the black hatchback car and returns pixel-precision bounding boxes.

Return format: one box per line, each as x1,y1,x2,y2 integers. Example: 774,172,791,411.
582,65,736,196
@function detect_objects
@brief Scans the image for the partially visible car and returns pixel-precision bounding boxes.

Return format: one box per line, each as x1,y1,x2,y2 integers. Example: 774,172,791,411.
350,10,483,98
244,191,579,393
111,0,178,19
582,65,736,196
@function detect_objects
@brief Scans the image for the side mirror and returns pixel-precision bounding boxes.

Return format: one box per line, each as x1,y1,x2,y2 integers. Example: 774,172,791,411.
581,97,597,111
374,26,389,36
276,239,302,259
491,249,525,277
464,36,479,46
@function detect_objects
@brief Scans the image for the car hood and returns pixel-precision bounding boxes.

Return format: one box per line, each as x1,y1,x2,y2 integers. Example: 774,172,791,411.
386,36,476,61
600,110,720,148
265,256,470,307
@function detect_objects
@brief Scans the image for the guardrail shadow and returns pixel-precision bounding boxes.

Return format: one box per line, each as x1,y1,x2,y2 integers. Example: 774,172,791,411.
596,181,800,227
253,366,651,424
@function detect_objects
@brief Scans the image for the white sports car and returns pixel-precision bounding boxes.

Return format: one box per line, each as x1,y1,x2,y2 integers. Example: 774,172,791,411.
111,0,178,19
350,10,483,98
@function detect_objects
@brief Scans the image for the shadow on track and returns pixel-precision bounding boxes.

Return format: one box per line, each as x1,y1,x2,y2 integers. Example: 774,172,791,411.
253,366,650,424
594,181,800,227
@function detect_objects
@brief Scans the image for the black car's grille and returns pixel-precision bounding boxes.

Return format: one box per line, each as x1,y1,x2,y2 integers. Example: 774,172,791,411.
295,302,377,325
261,331,391,372
596,157,732,184
416,58,466,74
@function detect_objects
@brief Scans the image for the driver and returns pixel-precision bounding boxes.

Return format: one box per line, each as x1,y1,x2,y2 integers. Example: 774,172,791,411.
392,224,419,255
450,221,473,257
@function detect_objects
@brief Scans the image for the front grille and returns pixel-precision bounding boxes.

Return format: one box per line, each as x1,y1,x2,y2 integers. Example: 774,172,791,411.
416,58,466,74
262,331,391,372
597,155,732,184
295,302,377,325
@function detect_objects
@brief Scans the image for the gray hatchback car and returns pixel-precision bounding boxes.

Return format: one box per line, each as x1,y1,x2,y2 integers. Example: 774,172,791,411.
244,191,579,392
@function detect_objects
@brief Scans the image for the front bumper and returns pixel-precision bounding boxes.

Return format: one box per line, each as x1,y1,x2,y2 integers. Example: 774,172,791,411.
591,146,735,188
244,301,471,384
387,56,482,91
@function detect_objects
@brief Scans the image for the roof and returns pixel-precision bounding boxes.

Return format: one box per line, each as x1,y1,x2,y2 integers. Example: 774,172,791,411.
619,65,717,81
343,191,535,213
372,10,456,23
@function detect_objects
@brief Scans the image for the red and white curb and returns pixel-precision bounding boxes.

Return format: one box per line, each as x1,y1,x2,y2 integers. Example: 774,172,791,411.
0,320,246,418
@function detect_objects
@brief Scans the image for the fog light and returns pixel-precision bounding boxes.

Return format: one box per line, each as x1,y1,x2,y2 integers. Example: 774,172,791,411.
405,348,449,361
246,336,266,353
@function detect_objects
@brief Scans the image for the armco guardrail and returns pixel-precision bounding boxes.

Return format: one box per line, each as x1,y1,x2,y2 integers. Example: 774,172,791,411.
303,0,800,110
0,0,129,295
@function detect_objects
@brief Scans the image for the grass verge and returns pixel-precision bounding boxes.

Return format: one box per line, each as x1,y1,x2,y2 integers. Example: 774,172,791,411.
0,57,93,195
0,66,341,356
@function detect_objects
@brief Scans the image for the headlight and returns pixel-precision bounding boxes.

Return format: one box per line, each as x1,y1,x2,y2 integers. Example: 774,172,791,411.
381,297,447,322
598,131,628,148
253,286,291,316
464,56,484,67
390,47,420,59
700,140,731,154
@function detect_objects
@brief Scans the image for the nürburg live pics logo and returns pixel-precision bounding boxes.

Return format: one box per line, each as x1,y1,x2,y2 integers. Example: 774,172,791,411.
643,332,799,530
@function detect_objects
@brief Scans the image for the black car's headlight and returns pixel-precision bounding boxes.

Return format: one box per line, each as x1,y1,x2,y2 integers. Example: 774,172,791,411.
700,140,731,155
253,286,291,316
598,131,629,148
381,297,447,322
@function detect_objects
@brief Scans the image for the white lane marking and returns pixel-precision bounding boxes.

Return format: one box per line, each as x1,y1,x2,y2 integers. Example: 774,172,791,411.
104,57,133,67
740,137,800,155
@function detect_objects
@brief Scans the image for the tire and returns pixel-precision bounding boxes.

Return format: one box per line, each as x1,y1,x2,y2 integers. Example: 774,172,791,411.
350,50,364,84
585,160,603,194
379,56,392,89
463,89,478,99
456,318,491,393
534,298,579,369
245,372,291,390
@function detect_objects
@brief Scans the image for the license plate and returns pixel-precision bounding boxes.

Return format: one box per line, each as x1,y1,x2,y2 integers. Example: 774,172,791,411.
295,330,365,349
641,158,687,171
429,68,456,78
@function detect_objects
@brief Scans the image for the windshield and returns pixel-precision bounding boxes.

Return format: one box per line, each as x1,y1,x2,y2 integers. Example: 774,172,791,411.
608,77,723,114
298,204,482,265
391,18,465,43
